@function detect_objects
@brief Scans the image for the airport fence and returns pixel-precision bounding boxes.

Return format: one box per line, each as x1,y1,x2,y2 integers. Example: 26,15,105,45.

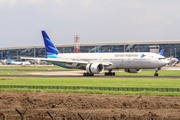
0,85,180,92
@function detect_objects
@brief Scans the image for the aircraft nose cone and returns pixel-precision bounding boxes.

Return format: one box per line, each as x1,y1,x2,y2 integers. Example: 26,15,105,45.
165,60,170,65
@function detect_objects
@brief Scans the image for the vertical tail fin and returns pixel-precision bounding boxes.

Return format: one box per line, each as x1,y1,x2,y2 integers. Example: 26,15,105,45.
159,49,164,56
8,57,12,63
41,31,60,58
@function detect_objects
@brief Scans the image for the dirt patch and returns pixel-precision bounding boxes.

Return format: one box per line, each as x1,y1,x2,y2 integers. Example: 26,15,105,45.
0,92,180,119
0,78,13,80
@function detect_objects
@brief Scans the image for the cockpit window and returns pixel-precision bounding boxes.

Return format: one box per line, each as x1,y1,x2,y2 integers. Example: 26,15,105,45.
159,58,165,60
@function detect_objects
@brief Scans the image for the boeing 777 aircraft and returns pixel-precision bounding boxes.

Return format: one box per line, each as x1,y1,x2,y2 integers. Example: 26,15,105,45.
8,57,31,66
21,31,169,76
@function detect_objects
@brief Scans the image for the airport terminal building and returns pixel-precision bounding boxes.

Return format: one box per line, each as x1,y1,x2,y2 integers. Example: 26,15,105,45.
0,40,180,62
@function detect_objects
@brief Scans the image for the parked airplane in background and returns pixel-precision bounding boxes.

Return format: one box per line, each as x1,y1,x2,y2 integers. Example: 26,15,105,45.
158,49,179,66
21,31,169,76
8,57,31,66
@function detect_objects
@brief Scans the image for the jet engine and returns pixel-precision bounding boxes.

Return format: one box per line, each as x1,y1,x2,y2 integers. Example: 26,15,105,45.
125,69,142,73
86,63,104,74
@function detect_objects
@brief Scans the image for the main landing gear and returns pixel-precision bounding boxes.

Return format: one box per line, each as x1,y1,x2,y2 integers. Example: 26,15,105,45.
83,73,94,76
154,68,159,76
104,69,115,76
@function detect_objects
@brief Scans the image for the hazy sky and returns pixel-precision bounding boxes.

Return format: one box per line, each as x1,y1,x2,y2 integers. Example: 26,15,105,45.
1,0,180,48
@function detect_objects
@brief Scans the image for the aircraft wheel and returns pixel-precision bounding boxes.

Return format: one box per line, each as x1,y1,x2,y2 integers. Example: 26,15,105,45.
154,73,158,76
108,72,111,76
107,73,110,76
112,72,115,76
83,73,86,76
105,72,116,76
110,72,113,76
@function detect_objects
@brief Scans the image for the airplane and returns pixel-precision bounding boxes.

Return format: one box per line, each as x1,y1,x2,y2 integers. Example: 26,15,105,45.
21,31,169,76
8,57,31,66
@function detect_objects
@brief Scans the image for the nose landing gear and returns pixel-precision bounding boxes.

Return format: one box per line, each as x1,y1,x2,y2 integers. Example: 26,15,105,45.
154,68,159,76
154,72,158,76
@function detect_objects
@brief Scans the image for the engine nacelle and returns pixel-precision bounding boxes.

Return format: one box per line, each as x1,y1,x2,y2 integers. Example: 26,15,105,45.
125,69,142,73
86,63,104,74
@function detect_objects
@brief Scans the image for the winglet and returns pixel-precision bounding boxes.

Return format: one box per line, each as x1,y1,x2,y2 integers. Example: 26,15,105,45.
159,49,164,56
41,31,59,58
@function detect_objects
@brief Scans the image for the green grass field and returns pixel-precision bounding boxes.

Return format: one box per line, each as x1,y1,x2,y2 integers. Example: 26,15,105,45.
0,65,74,75
0,77,180,88
1,88,180,96
0,66,180,96
0,77,180,96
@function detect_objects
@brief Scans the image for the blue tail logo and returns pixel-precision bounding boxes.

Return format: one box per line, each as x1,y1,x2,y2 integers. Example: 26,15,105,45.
8,57,15,64
8,57,12,63
42,31,59,58
141,54,146,58
159,49,164,56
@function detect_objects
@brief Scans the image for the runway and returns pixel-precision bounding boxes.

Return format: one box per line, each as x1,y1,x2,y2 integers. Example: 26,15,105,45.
0,66,180,79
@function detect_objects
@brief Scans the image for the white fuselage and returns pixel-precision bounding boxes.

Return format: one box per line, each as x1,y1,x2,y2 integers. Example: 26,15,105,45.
54,52,169,69
10,61,31,65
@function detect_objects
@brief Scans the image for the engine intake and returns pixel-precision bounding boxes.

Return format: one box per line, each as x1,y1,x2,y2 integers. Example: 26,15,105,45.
86,63,104,74
125,69,142,73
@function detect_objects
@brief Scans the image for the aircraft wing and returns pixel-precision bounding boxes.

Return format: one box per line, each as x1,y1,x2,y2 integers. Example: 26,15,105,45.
21,57,88,65
21,57,112,66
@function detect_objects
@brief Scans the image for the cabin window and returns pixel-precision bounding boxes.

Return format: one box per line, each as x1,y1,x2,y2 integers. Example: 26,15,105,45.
159,58,165,60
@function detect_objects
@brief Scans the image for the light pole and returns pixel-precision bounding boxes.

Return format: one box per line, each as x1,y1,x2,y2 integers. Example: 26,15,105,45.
170,49,172,57
34,46,36,57
1,51,2,60
17,50,18,61
175,48,176,58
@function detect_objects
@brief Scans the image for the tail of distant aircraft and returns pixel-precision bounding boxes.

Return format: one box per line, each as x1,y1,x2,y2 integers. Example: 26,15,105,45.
97,50,101,53
41,31,60,58
8,57,12,63
159,49,164,56
8,57,15,64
